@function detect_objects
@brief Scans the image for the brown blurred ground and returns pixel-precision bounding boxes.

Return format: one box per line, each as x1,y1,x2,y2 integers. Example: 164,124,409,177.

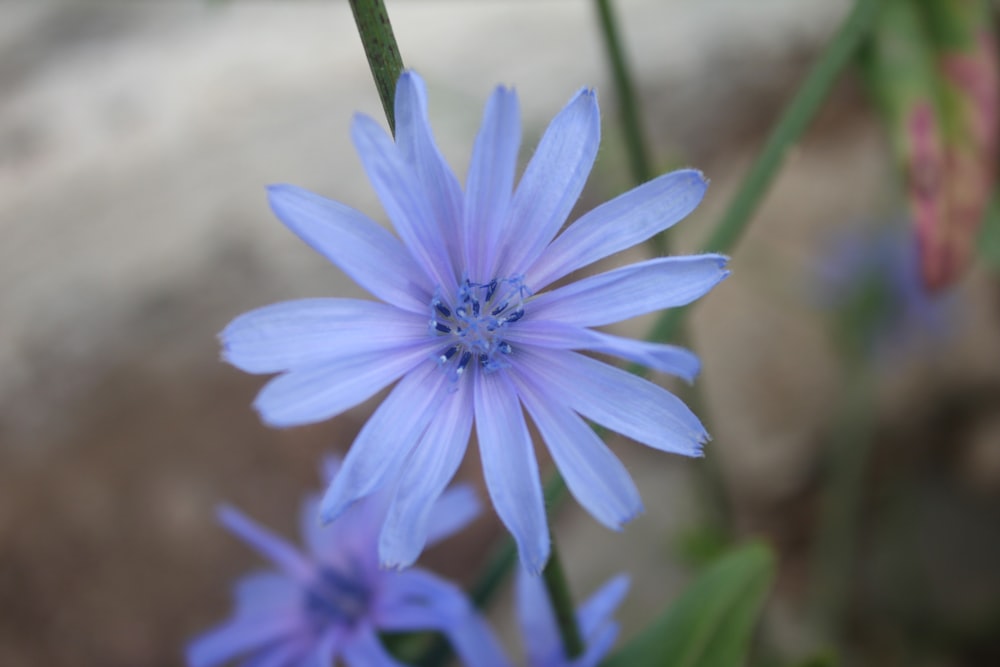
2,2,1000,666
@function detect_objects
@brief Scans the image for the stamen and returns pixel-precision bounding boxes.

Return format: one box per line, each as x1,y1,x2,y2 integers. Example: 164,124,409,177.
427,276,528,380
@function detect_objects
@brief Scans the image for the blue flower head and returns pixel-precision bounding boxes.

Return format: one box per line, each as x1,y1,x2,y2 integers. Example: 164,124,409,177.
221,71,729,573
187,459,506,667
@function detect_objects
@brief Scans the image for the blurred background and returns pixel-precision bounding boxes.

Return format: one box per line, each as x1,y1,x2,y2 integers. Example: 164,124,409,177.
2,1,999,666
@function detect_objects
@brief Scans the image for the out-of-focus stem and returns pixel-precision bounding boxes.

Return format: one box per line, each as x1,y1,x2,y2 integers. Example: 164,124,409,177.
648,0,880,345
348,0,404,135
542,538,585,659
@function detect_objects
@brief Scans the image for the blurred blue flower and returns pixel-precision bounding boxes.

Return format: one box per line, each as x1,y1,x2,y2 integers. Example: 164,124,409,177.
816,224,952,359
187,460,505,667
221,70,728,573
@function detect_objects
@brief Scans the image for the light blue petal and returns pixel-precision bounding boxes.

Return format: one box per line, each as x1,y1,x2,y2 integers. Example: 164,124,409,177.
253,342,434,428
474,371,549,574
379,384,475,568
515,348,707,456
267,184,428,312
294,631,337,667
577,575,629,640
376,570,512,667
186,616,301,667
463,85,521,280
514,372,642,530
342,627,409,667
570,623,619,667
500,88,600,278
504,320,700,383
320,361,448,523
515,567,561,666
221,299,427,374
529,254,729,327
424,482,481,548
394,71,465,269
218,505,313,581
351,114,456,290
528,169,708,289
233,572,301,617
240,641,307,667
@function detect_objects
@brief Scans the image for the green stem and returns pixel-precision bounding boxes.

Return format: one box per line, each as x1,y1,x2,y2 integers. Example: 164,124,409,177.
810,358,876,640
593,0,654,183
541,538,585,659
647,0,880,345
348,0,404,134
593,0,664,256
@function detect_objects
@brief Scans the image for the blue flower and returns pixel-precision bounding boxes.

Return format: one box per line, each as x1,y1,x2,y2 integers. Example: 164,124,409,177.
187,460,506,667
221,71,729,573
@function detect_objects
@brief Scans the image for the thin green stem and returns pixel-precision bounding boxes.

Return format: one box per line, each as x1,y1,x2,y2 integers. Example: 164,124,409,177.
593,0,654,182
593,0,665,256
541,538,585,659
647,0,880,345
348,0,404,134
809,359,876,640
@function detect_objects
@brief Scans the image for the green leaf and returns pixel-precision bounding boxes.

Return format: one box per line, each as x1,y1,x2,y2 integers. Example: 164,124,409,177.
603,541,775,667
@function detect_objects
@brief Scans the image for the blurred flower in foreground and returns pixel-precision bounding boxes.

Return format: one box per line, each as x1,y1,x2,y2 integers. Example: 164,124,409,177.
816,225,951,360
187,460,504,667
512,570,628,667
221,70,728,573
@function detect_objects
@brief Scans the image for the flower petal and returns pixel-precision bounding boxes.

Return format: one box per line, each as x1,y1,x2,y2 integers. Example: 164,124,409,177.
186,615,301,667
577,574,630,639
294,632,338,667
528,169,709,288
379,384,476,568
514,371,643,530
218,505,313,581
500,88,600,277
515,568,561,666
376,570,511,667
342,627,408,667
517,348,708,456
463,85,521,280
221,299,427,374
320,361,448,523
394,71,465,269
529,254,729,327
424,482,481,548
267,184,428,312
253,342,434,428
233,572,302,618
474,371,549,574
504,320,701,382
351,114,456,289
242,641,308,667
573,623,619,667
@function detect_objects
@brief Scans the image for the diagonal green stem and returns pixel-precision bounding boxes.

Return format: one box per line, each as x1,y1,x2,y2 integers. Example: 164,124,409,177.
542,538,585,659
647,0,880,345
348,0,404,135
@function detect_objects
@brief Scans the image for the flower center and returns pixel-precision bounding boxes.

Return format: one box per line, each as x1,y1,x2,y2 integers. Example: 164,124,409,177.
429,277,529,380
304,566,371,629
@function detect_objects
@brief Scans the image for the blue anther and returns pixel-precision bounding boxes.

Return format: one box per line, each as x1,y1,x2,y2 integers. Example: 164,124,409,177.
435,322,452,334
435,302,451,318
504,309,524,324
